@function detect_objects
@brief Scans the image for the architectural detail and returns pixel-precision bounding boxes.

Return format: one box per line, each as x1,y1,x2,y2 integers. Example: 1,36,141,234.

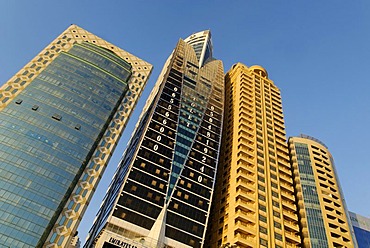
206,63,301,247
68,233,81,248
350,211,370,248
85,30,224,248
0,24,152,248
289,135,356,248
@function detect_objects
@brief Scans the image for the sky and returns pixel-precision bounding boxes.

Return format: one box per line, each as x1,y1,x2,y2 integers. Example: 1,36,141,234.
1,0,370,244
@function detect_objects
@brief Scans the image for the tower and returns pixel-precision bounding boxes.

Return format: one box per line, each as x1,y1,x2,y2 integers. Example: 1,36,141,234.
350,211,370,248
289,135,356,248
85,30,224,248
206,63,301,247
0,25,152,248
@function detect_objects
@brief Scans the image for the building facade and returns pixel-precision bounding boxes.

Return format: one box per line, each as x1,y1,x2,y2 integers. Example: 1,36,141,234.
206,63,301,247
68,233,81,248
0,25,152,248
350,211,370,248
85,30,224,248
288,135,356,248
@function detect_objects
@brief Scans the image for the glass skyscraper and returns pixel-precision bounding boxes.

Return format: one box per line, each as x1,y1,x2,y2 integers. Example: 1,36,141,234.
0,25,152,248
350,211,369,248
288,135,356,248
85,30,224,248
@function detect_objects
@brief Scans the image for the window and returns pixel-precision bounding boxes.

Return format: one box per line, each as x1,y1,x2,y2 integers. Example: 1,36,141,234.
260,238,268,247
259,214,267,223
271,182,278,189
258,184,265,192
274,221,281,229
259,204,266,212
272,191,279,198
275,233,282,241
258,175,265,183
260,226,267,234
273,210,280,218
131,185,137,191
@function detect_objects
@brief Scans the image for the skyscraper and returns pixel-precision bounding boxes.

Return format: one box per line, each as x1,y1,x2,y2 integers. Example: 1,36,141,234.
350,211,370,248
0,25,152,248
85,30,224,248
288,135,356,248
206,63,301,247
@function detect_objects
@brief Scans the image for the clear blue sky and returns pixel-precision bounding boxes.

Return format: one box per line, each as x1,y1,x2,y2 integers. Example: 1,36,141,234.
1,0,370,244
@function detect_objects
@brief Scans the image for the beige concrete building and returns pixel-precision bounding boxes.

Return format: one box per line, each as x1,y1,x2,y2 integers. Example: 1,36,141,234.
288,135,356,248
205,63,301,247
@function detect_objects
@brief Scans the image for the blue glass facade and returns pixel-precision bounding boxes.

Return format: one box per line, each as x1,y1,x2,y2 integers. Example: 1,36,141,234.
353,226,370,248
293,142,329,248
0,41,132,248
350,211,370,248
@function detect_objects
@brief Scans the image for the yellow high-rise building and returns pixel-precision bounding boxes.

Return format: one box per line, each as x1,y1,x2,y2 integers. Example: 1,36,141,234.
288,135,356,248
205,63,301,248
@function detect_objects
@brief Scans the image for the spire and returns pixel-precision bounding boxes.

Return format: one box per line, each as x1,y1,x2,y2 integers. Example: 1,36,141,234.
184,30,213,67
145,206,167,247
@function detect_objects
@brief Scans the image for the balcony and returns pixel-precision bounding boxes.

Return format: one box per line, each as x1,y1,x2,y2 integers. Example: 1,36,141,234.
237,151,255,163
236,199,256,214
236,177,255,192
277,152,290,161
234,232,256,247
281,190,295,202
236,188,256,203
285,232,301,246
239,113,253,125
235,220,256,236
238,137,255,151
280,181,294,192
278,166,292,177
282,200,297,212
283,209,298,220
237,164,255,177
284,217,299,231
235,209,255,223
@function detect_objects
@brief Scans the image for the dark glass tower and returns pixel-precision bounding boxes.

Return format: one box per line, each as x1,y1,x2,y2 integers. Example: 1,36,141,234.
85,30,224,248
0,25,152,248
